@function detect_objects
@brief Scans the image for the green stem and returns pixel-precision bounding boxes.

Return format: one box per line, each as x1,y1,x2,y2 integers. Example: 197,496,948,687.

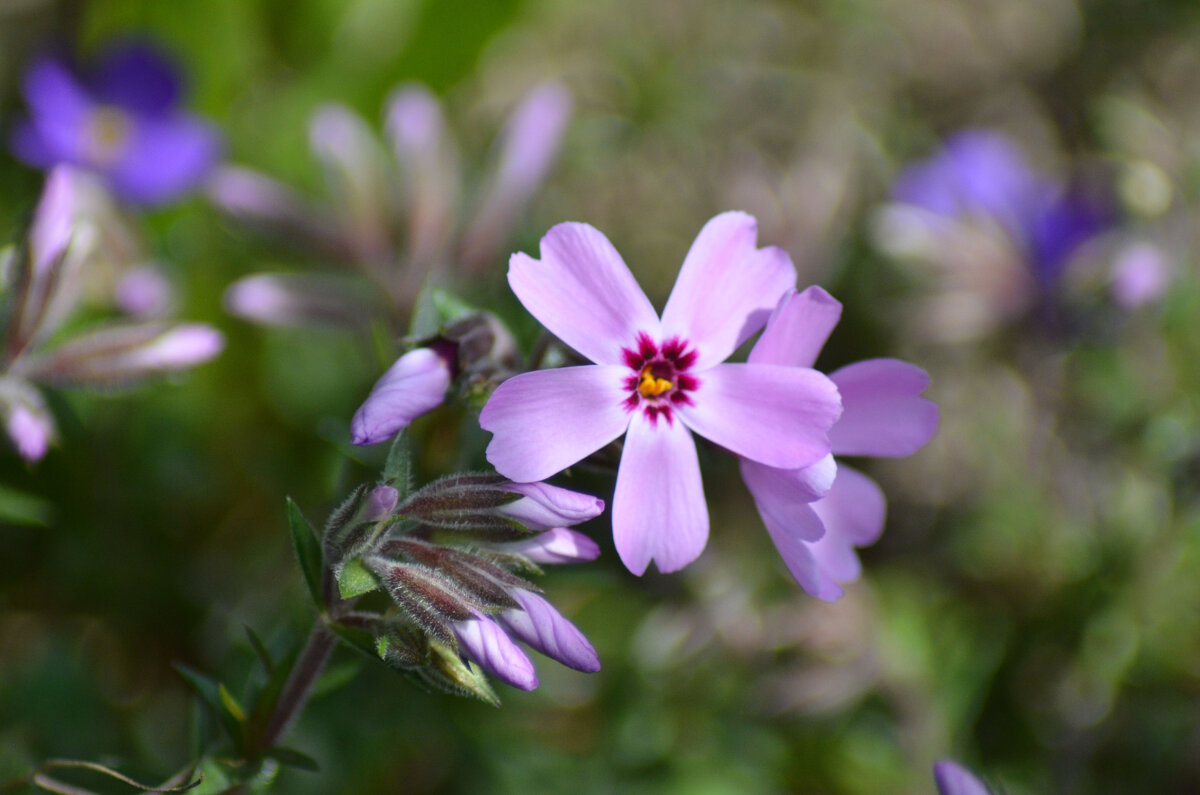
257,621,338,752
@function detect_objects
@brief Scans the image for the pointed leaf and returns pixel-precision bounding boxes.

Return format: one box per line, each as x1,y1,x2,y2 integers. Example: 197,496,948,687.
174,664,245,750
286,498,324,610
337,558,381,599
383,429,414,498
266,748,321,773
244,625,275,676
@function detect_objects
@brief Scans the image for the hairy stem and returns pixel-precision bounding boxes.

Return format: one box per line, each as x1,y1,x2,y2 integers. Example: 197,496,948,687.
257,621,338,752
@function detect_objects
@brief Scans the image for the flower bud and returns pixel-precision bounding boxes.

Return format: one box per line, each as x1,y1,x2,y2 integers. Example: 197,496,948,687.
495,481,604,531
351,347,454,445
0,380,56,462
497,527,601,564
115,264,175,318
453,613,538,691
497,589,599,673
933,760,992,795
224,272,372,329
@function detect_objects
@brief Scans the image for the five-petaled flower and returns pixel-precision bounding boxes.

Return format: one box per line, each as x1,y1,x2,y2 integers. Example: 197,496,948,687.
11,41,221,205
480,212,843,575
740,286,938,600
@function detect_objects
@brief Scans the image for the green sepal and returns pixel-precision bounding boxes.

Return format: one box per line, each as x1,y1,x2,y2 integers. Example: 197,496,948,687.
426,638,501,707
337,558,381,599
382,429,413,498
265,747,320,772
286,498,324,611
174,664,246,751
327,620,381,661
409,285,479,340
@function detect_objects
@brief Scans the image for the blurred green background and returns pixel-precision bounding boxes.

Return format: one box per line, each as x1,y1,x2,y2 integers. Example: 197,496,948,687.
2,0,1200,792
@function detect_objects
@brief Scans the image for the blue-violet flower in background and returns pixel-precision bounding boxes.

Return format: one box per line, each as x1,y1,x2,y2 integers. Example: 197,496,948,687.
11,40,221,205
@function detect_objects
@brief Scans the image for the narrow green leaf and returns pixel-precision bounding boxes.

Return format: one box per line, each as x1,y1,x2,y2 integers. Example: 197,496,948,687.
244,625,274,676
286,498,324,610
310,659,362,698
0,483,52,526
173,664,245,750
218,683,246,723
382,430,413,499
265,747,320,772
244,643,302,753
336,558,380,599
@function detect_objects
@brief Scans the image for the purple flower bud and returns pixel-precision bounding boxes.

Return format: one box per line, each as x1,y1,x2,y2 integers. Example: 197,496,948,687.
460,82,572,273
0,381,56,463
496,481,605,531
20,322,223,386
364,485,400,521
31,166,78,276
351,348,454,445
497,589,599,673
223,273,369,329
453,613,538,691
1110,242,1170,310
386,84,458,267
115,265,175,318
933,760,992,795
499,527,601,564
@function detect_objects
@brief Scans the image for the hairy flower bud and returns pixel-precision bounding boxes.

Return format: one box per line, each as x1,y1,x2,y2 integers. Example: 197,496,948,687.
496,589,600,673
453,613,538,691
495,527,601,564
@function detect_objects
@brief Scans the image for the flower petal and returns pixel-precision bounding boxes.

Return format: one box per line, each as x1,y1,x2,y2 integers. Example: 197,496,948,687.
740,455,835,543
453,614,538,690
351,348,453,445
481,365,631,482
758,500,841,601
107,115,221,204
809,464,886,585
498,481,605,530
89,41,182,115
749,286,843,369
612,410,708,575
498,589,600,673
499,528,601,564
677,363,840,469
508,223,659,365
828,359,938,457
660,212,796,369
21,56,92,127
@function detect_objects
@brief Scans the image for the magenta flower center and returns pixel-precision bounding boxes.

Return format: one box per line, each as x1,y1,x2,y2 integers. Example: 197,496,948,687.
621,332,699,424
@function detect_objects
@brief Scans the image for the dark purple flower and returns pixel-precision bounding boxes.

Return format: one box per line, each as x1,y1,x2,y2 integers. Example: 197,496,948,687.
11,41,221,205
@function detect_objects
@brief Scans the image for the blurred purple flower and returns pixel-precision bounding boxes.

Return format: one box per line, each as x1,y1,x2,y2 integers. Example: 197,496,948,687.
350,346,454,445
114,264,175,318
0,380,56,462
481,212,842,575
893,129,1111,290
11,41,222,205
1110,241,1170,310
740,286,938,601
215,81,571,321
933,760,993,795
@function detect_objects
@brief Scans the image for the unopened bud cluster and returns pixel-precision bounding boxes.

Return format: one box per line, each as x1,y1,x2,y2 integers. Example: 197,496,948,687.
313,471,603,702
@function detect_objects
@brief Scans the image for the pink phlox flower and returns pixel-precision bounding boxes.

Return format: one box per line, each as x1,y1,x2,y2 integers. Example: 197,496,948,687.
481,212,843,576
740,286,939,601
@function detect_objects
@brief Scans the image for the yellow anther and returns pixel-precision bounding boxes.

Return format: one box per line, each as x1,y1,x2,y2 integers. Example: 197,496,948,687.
637,365,674,398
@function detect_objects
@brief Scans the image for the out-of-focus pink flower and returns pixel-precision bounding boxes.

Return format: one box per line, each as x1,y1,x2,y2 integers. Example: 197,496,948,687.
224,273,372,329
1110,241,1170,310
933,760,993,795
19,322,223,386
114,264,175,318
0,381,56,462
740,287,938,601
481,212,842,575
